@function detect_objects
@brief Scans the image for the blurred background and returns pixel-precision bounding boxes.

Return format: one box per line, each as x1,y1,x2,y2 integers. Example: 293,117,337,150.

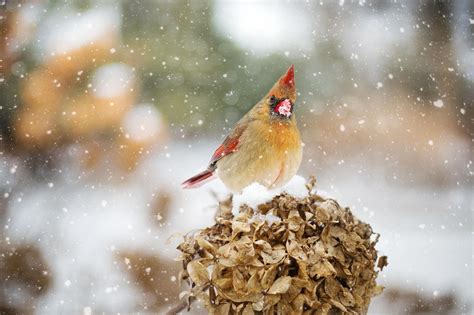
0,0,472,314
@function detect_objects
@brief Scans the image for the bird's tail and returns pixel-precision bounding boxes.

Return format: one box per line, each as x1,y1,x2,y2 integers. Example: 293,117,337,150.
181,169,216,189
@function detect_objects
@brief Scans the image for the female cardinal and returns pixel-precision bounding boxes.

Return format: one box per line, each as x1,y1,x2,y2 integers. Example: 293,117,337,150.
182,65,302,193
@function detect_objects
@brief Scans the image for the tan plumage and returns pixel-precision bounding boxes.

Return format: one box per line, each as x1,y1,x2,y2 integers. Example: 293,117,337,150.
182,65,302,193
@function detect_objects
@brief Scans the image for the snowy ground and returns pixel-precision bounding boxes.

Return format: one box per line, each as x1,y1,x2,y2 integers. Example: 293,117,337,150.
1,139,472,314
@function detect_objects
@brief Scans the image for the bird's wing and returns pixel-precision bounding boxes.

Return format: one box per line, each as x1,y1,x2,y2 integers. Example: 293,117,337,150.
209,124,246,168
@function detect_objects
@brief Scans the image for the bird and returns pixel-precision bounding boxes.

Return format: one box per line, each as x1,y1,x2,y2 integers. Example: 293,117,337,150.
182,65,302,193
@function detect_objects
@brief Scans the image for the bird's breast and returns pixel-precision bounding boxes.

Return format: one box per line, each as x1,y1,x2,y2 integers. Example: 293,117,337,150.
262,119,301,152
216,119,302,192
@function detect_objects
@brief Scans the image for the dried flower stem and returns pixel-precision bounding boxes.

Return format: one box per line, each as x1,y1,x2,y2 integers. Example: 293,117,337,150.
165,297,193,315
166,285,209,315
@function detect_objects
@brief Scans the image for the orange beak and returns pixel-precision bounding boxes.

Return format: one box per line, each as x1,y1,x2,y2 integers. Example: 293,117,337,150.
280,64,295,89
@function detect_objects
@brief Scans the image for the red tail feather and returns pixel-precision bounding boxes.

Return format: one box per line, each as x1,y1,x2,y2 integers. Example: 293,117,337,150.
181,169,215,189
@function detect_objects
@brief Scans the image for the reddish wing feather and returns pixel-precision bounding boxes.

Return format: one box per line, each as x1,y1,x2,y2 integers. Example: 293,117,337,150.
181,131,241,189
209,137,239,166
209,124,246,167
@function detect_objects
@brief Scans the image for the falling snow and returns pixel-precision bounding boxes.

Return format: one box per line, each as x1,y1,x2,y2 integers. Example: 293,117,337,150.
433,99,444,108
0,1,471,314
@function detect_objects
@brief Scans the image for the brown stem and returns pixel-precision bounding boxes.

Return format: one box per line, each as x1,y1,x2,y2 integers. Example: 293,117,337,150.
165,284,209,315
165,296,194,315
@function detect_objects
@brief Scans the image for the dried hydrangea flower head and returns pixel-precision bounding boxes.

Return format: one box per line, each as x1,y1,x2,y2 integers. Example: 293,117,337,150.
176,178,387,315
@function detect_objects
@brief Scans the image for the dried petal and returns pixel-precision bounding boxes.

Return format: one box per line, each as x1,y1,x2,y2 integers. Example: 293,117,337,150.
196,235,216,255
268,276,292,294
242,303,254,315
377,256,388,271
261,264,278,290
186,260,209,286
212,303,230,315
232,220,251,237
264,294,281,309
213,277,232,290
232,268,246,292
261,248,286,265
287,210,304,232
287,238,308,261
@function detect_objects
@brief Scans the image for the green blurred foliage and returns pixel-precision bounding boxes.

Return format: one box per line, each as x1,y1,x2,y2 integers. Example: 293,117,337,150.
121,0,278,132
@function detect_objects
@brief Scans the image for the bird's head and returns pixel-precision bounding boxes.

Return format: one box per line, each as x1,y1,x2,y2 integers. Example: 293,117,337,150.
266,65,296,119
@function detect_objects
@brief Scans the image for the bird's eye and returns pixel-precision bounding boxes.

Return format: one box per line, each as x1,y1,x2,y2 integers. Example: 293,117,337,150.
269,95,276,104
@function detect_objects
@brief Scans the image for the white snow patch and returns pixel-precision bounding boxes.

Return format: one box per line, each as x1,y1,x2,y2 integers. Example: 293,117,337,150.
232,182,274,214
281,175,308,198
232,175,308,214
251,213,281,226
5,176,153,313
